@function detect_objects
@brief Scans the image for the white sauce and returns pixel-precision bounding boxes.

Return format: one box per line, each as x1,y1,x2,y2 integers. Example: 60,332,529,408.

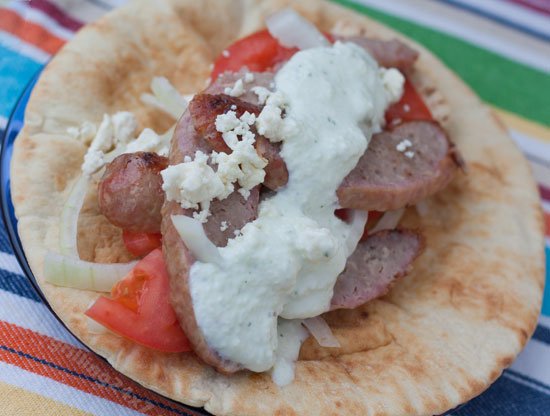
189,42,403,374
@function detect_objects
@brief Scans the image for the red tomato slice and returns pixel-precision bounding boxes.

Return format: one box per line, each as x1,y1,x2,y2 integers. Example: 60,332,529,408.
86,249,191,353
385,79,433,124
211,29,298,80
122,230,162,257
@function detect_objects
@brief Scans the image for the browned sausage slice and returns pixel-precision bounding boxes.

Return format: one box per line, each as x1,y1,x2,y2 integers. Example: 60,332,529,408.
98,152,168,233
337,121,461,211
331,229,424,310
334,36,419,71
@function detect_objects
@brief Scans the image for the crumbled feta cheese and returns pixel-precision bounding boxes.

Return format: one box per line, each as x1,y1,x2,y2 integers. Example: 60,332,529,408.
251,86,271,105
220,221,229,232
255,91,297,142
81,112,137,176
224,79,245,97
380,68,405,103
233,229,242,237
161,151,226,222
404,151,415,159
396,139,412,152
125,127,170,157
244,72,255,83
230,104,237,110
403,104,410,113
222,50,230,58
67,121,96,145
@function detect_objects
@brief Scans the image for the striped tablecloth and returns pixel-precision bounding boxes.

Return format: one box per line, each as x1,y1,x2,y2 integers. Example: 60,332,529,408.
1,0,549,415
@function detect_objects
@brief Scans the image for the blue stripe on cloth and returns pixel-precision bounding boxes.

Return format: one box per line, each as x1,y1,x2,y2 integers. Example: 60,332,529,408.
0,270,41,302
543,245,550,317
452,372,550,415
437,0,550,42
533,325,550,345
0,45,43,119
0,345,195,416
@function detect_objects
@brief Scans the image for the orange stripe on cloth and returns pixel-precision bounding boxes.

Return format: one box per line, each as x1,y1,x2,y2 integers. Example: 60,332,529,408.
0,381,93,416
0,8,65,55
545,211,550,237
0,321,199,416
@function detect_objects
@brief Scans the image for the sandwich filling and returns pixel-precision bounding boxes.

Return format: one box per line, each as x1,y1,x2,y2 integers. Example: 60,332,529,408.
188,42,404,373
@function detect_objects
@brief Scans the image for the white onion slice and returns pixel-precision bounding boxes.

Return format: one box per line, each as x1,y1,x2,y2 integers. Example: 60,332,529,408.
59,176,89,257
416,200,429,217
302,317,341,348
141,77,189,120
266,8,329,50
171,215,222,264
345,209,368,256
369,208,405,234
44,252,137,292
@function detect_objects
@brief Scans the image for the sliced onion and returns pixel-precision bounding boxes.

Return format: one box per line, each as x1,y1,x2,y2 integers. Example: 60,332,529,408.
59,176,89,257
370,208,405,234
416,200,429,217
302,317,341,348
266,8,329,50
44,252,137,292
344,209,368,256
141,77,189,120
171,215,222,264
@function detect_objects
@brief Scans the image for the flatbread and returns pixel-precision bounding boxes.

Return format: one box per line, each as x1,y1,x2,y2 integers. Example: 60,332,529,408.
11,0,545,415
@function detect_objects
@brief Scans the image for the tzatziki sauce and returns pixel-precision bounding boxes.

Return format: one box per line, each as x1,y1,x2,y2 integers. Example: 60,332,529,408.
189,42,404,376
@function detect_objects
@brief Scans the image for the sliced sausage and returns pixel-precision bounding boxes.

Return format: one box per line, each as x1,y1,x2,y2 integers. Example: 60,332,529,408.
337,121,460,211
334,36,419,71
331,229,424,310
163,109,260,373
98,152,168,233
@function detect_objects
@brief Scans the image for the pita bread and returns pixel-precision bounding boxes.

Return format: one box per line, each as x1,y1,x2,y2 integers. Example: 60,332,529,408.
11,0,545,414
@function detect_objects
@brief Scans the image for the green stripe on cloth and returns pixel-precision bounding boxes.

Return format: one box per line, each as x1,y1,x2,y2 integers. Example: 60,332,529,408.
333,0,550,127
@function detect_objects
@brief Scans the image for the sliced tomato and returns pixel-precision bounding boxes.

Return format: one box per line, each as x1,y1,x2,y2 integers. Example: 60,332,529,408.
385,79,433,124
86,249,191,353
122,230,162,257
211,29,298,80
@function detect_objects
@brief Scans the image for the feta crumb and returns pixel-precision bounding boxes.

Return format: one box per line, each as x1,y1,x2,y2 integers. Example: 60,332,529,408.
220,221,229,232
244,72,255,83
233,229,242,237
396,139,412,152
255,91,297,143
125,127,170,157
403,104,410,113
230,104,237,110
222,50,230,58
224,79,245,97
251,86,271,105
161,151,226,222
238,187,251,199
404,151,415,159
380,68,405,103
67,121,96,145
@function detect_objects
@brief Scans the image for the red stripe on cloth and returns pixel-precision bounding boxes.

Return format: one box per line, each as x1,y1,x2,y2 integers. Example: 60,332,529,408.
539,185,550,202
545,212,550,237
28,0,83,31
0,321,199,416
508,0,550,15
0,8,65,55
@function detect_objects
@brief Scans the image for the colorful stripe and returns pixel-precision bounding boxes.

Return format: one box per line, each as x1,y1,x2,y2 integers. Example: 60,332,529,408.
0,8,65,55
27,0,83,31
439,0,550,41
0,380,93,416
0,321,198,416
509,0,550,16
